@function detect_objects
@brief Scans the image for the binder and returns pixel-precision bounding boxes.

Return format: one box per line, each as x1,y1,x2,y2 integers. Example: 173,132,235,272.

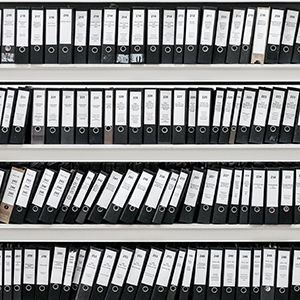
116,8,130,64
210,89,225,144
158,90,172,144
236,88,257,144
184,8,200,64
88,9,102,64
45,8,58,64
264,8,285,64
75,247,102,300
15,8,29,64
278,10,299,64
0,169,9,207
75,89,89,144
261,248,276,300
251,7,271,64
226,8,246,64
172,89,187,144
197,169,219,224
249,87,272,144
0,88,6,141
22,248,36,300
291,248,300,300
264,88,286,144
3,248,12,300
129,89,143,144
31,89,46,144
239,8,256,63
0,248,3,300
266,168,280,224
292,18,300,63
146,8,161,64
251,249,262,300
87,170,123,224
279,88,300,143
36,248,50,300
104,247,134,300
229,89,243,144
174,8,186,64
104,89,114,144
219,88,236,144
222,248,237,300
9,87,32,144
239,168,252,224
249,168,265,224
143,89,157,144
101,8,117,64
196,88,213,144
213,10,231,64
25,168,56,224
295,169,300,223
74,9,88,64
89,89,103,144
13,248,22,300
279,169,294,224
161,9,176,64
0,167,24,224
198,7,217,64
58,8,73,64
1,9,15,63
212,168,233,224
45,89,60,144
130,8,146,64
187,89,197,144
30,8,44,64
60,89,75,144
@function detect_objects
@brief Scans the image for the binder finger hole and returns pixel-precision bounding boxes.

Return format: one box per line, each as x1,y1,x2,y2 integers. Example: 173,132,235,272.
112,286,119,293
142,286,149,293
231,45,238,52
5,45,11,52
283,206,289,213
39,285,45,292
34,45,41,52
182,286,189,293
62,46,69,54
298,206,300,212
129,205,136,212
187,45,194,52
64,126,70,133
83,205,89,213
1,127,8,133
33,205,39,213
264,286,271,292
93,127,100,134
279,287,285,294
269,207,275,214
17,206,23,212
242,45,249,52
105,46,112,53
77,46,83,53
241,126,247,133
50,127,56,134
159,206,165,213
97,206,104,213
298,46,300,53
19,46,26,53
83,285,89,292
97,286,104,293
185,205,192,212
47,206,54,213
241,287,247,294
203,204,209,211
222,127,229,133
127,286,134,293
35,126,41,132
283,46,289,53
200,127,206,133
4,286,10,292
218,206,224,213
169,206,175,214
270,126,276,133
217,46,224,53
176,46,182,53
150,45,157,52
105,126,112,132
212,127,219,133
231,206,237,213
175,126,182,133
132,127,139,134
196,286,203,293
113,205,119,212
253,287,259,293
162,127,168,134
79,127,85,134
226,287,232,294
72,206,78,213
14,285,20,292
72,284,78,291
146,206,152,213
188,127,195,133
231,126,236,132
270,45,277,52
146,127,153,134
242,206,248,213
202,45,208,53
284,126,291,133
165,46,171,53
25,285,32,292
134,45,141,52
255,126,262,133
62,205,68,212
63,285,70,292
211,287,218,294
254,206,260,213
158,286,164,293
294,285,300,292
170,285,176,292
48,47,55,54
120,46,127,53
91,47,98,54
15,126,21,133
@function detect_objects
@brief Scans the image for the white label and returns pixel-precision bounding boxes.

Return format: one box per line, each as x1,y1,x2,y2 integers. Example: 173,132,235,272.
96,248,117,287
144,89,156,126
213,90,225,127
4,250,12,286
194,249,209,285
241,170,251,205
126,248,147,286
252,7,270,54
16,9,29,47
90,90,102,128
73,171,95,208
63,249,78,287
282,10,299,46
46,9,58,45
47,90,60,127
170,250,186,286
215,10,230,47
89,10,102,46
239,89,256,127
292,250,300,285
81,248,102,286
253,89,271,126
188,90,197,127
163,10,175,45
23,249,36,285
97,171,123,209
145,169,169,209
3,9,15,46
182,249,196,287
0,250,2,286
0,170,5,190
73,249,87,285
63,172,83,207
253,250,262,287
173,90,186,126
118,10,130,46
200,9,216,45
46,169,71,209
50,247,66,284
2,89,15,128
238,250,251,287
147,9,160,45
223,249,237,287
184,170,204,207
296,169,300,206
159,90,172,126
209,249,223,287
197,90,211,126
268,89,285,127
130,91,142,128
281,170,294,206
185,9,199,45
32,169,55,207
231,90,243,127
156,249,176,287
32,89,46,127
175,9,185,45
216,168,233,205
283,89,299,126
169,170,189,207
231,169,243,205
229,9,245,46
37,249,50,285
84,172,107,207
267,170,279,207
111,249,133,286
2,168,24,206
76,90,89,128
296,21,300,44
131,9,145,45
251,169,265,207
13,89,30,128
201,169,219,206
74,10,87,46
103,9,116,45
242,8,255,45
262,248,276,286
267,9,284,45
222,90,235,127
0,90,6,125
62,90,74,127
13,249,22,285
31,10,44,45
59,9,72,44
104,90,113,127
276,250,290,288
142,248,163,286
159,172,179,208
15,168,37,208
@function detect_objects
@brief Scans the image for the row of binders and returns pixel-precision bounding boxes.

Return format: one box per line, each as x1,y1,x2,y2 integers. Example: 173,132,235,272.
3,85,300,145
0,243,300,300
1,6,300,64
2,162,300,225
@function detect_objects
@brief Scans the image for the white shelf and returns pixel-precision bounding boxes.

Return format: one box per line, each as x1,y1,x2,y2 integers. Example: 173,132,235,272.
1,224,299,242
0,64,299,83
1,144,300,162
1,0,297,2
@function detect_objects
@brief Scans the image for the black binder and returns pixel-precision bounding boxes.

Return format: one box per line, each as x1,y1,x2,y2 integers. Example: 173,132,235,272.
143,89,157,144
88,9,102,64
291,248,300,300
75,89,89,144
187,89,197,144
229,89,243,144
12,247,22,300
73,9,88,64
239,168,252,224
60,89,75,144
292,23,300,63
129,89,143,144
174,7,186,64
89,89,103,144
31,89,46,144
279,169,294,224
158,90,172,144
30,7,44,64
161,9,176,64
251,248,262,300
295,169,300,223
22,247,36,300
172,89,187,144
45,8,58,64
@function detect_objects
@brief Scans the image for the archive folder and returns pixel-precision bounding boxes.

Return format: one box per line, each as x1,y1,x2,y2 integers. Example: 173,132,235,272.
116,8,130,64
210,89,225,144
61,89,75,144
36,247,51,300
228,168,242,224
174,8,186,64
252,249,262,300
45,8,58,64
161,9,175,64
45,89,60,144
31,89,46,144
295,169,300,223
104,89,114,144
222,248,237,300
261,248,276,300
16,8,30,64
59,8,73,64
229,89,243,144
23,248,36,300
279,169,294,224
13,247,22,300
143,89,157,144
187,89,197,144
30,8,44,64
239,168,252,224
74,9,88,64
4,248,12,300
89,89,103,144
291,248,300,300
172,89,186,144
88,9,102,64
158,90,172,144
2,9,15,63
75,89,89,144
236,248,251,300
129,89,143,144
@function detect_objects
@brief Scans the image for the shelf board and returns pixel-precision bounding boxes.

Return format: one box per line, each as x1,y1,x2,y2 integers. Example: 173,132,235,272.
1,0,297,2
0,64,299,83
0,224,299,242
1,144,300,162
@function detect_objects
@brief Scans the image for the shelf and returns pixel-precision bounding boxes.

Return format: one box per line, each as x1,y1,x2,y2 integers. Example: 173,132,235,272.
1,224,300,242
2,0,298,2
0,64,300,83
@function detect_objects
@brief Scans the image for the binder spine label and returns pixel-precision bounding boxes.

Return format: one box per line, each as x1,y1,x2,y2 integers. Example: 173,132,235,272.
223,249,237,287
169,171,189,207
13,89,30,127
50,247,66,284
173,90,186,126
182,249,196,287
267,170,279,207
130,91,142,128
90,91,102,128
175,9,185,45
76,91,89,128
242,8,255,45
170,250,186,286
4,250,12,286
32,90,46,127
262,248,276,287
268,90,285,127
185,9,199,45
200,9,216,46
296,170,300,206
74,11,87,46
251,169,265,207
267,9,284,45
231,170,242,205
281,170,294,206
241,170,251,205
188,91,197,127
73,171,95,208
184,170,203,207
131,9,145,46
144,89,156,125
283,90,299,126
195,249,209,285
238,250,251,287
103,9,116,45
23,249,36,284
159,90,172,126
213,90,225,127
276,250,290,288
201,169,219,206
292,250,300,285
31,10,44,46
59,9,72,44
63,249,78,287
253,89,271,126
0,90,6,125
222,90,235,127
126,248,147,286
16,9,29,47
229,9,245,46
63,172,83,207
81,248,102,286
104,90,113,127
84,173,106,207
156,249,176,287
2,9,15,61
96,248,117,286
2,90,15,128
282,10,299,46
13,249,22,285
209,249,223,287
37,249,50,285
147,9,160,46
163,10,175,46
89,10,102,46
72,249,87,285
62,90,74,127
159,172,179,208
47,90,60,128
216,168,232,205
215,10,230,47
46,9,58,45
197,90,211,126
111,249,133,286
252,250,262,287
239,90,256,127
231,90,243,127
